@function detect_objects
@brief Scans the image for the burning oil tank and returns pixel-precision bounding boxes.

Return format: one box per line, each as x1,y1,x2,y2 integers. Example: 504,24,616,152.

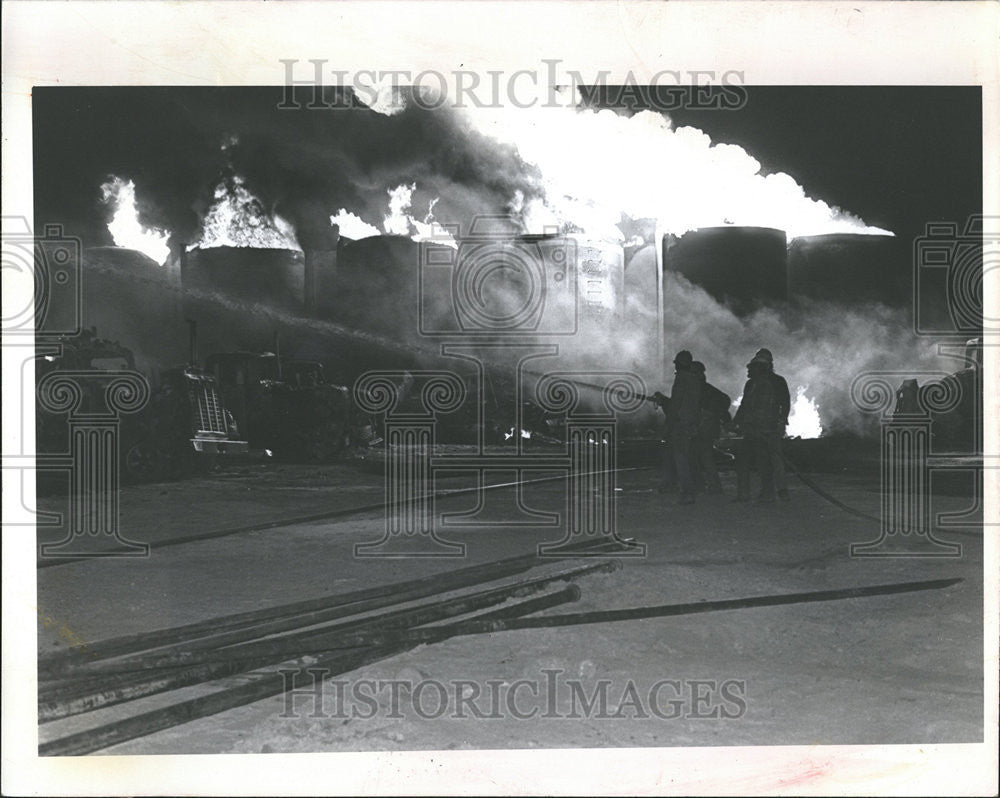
787,233,907,306
478,234,624,335
663,226,788,314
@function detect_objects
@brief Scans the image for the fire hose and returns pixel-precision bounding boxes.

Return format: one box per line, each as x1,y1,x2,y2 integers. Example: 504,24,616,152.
599,377,892,526
456,366,960,531
778,452,880,523
520,375,977,534
714,426,884,523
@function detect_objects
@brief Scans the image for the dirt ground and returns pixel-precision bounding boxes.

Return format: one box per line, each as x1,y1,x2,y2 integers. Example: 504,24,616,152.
35,445,985,755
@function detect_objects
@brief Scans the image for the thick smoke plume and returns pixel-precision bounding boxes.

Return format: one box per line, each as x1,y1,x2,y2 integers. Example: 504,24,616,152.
433,258,948,438
226,94,544,254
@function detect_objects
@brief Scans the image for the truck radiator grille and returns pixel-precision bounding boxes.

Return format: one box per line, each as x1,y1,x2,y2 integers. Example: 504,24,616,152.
190,384,227,435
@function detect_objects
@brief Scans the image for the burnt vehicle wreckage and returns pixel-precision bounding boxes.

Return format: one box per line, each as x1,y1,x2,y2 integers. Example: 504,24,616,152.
36,323,375,485
34,325,602,486
204,341,355,463
36,327,247,485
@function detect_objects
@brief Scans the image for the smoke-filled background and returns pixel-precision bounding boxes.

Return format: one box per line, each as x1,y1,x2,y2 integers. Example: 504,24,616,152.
32,85,982,436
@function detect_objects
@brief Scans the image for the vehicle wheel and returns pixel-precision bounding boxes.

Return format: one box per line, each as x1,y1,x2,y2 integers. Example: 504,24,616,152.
123,438,167,484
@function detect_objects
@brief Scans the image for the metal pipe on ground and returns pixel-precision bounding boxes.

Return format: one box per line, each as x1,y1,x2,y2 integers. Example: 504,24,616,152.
38,585,582,756
39,563,613,720
166,578,960,658
358,577,963,638
64,561,618,676
40,536,626,673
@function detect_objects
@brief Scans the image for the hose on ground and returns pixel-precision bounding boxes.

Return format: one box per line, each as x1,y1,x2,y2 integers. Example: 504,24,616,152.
778,452,881,523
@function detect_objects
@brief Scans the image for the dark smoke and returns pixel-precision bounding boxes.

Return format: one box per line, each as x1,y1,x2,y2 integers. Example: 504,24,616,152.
32,87,545,252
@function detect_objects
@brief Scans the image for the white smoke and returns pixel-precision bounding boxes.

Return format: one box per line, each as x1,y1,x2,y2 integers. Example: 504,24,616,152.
658,272,948,436
364,82,409,117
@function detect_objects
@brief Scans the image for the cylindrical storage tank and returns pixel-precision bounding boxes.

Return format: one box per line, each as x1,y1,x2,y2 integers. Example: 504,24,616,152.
323,234,421,340
301,222,341,315
663,226,788,315
476,234,624,335
319,232,624,354
787,233,908,306
622,240,663,379
182,246,304,310
527,234,628,372
418,232,607,339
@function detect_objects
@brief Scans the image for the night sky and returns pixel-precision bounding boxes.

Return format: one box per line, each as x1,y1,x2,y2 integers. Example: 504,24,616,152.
32,85,982,252
663,86,982,247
